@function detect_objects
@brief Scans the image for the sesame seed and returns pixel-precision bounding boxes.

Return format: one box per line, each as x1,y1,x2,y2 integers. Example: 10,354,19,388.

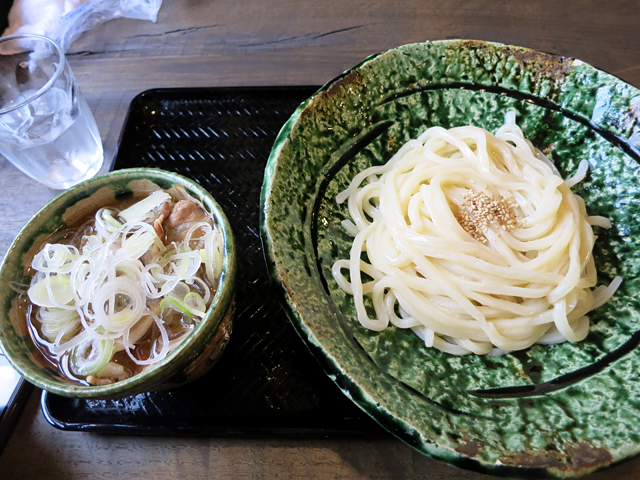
456,190,521,242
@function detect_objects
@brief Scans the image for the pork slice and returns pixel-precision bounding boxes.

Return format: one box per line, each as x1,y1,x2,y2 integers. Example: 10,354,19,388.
140,200,174,265
152,200,173,241
164,200,213,244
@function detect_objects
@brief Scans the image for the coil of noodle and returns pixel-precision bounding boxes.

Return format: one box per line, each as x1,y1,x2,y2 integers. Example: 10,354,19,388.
331,113,622,355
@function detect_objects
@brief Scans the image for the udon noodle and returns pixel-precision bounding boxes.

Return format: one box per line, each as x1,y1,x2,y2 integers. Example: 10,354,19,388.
331,113,622,355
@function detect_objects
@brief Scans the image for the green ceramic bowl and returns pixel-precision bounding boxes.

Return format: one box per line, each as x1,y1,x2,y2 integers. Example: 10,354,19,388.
0,168,236,399
261,40,640,478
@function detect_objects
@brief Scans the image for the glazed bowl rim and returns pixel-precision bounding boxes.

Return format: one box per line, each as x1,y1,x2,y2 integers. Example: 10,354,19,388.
0,167,236,398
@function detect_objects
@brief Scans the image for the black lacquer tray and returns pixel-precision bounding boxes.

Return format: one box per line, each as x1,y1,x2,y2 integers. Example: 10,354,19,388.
41,87,384,436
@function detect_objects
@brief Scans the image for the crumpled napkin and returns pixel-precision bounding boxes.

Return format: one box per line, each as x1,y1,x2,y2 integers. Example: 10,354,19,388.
2,0,163,51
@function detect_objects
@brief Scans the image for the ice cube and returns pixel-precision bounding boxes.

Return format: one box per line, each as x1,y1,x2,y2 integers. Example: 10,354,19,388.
0,103,34,146
32,87,67,116
0,86,72,147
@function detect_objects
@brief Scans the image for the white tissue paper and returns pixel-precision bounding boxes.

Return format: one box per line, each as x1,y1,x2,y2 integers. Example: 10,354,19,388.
3,0,163,51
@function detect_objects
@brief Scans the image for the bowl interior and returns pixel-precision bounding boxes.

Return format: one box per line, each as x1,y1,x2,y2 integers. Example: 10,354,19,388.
262,40,640,477
0,168,235,398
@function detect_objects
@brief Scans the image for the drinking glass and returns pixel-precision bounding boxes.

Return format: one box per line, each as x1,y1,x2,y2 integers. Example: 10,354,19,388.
0,34,103,190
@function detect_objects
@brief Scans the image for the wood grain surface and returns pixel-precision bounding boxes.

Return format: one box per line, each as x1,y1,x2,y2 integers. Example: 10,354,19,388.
1,1,640,478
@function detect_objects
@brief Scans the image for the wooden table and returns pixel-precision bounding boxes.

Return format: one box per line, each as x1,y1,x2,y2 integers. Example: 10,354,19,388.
1,1,640,478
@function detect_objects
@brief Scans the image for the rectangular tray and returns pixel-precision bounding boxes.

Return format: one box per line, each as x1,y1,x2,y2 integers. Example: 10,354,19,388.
40,86,384,436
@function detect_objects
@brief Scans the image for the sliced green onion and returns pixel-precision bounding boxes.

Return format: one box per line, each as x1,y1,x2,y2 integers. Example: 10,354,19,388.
32,244,77,274
115,314,155,352
159,297,193,318
214,247,223,281
182,221,212,248
123,312,169,366
121,226,157,256
108,308,138,327
203,233,216,285
184,292,206,318
28,274,74,308
119,191,171,223
169,282,191,300
191,277,211,304
70,337,115,376
92,278,146,333
37,308,80,343
38,307,78,325
101,209,122,232
51,318,81,346
26,188,225,381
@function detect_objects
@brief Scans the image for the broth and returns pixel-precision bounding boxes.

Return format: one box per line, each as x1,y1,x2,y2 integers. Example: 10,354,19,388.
22,187,224,386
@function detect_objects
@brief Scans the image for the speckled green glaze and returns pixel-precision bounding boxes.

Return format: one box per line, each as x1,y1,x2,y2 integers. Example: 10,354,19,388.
0,168,236,399
261,40,640,477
